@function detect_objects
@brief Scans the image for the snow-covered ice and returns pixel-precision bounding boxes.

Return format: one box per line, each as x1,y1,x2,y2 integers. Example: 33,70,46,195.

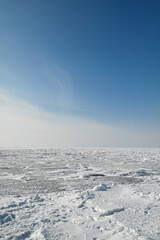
0,148,160,239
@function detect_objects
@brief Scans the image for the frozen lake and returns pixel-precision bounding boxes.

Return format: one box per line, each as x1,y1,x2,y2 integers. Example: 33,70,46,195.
0,148,160,239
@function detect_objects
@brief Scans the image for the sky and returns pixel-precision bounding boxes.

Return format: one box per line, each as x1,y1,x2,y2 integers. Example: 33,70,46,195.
0,0,160,148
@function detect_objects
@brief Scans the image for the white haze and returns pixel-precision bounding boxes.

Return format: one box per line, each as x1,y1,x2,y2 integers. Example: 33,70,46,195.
0,93,159,148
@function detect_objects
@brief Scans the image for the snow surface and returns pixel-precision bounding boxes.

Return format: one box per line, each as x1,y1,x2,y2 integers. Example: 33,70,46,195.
0,148,160,240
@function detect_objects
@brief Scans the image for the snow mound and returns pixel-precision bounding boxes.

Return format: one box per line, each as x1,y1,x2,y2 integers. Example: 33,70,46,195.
93,184,109,191
29,194,44,203
99,207,125,217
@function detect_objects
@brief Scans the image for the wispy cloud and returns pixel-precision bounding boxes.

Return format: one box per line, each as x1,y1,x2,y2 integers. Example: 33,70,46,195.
0,92,159,148
43,62,74,109
0,61,74,111
0,92,119,148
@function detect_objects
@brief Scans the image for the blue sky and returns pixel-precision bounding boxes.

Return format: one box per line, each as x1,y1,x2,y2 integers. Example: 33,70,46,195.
0,0,160,147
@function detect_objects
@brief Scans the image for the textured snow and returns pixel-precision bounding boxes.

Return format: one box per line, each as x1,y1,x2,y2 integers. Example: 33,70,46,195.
0,148,160,240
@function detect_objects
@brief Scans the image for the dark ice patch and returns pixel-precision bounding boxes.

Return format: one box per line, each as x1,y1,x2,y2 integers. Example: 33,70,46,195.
84,173,105,178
